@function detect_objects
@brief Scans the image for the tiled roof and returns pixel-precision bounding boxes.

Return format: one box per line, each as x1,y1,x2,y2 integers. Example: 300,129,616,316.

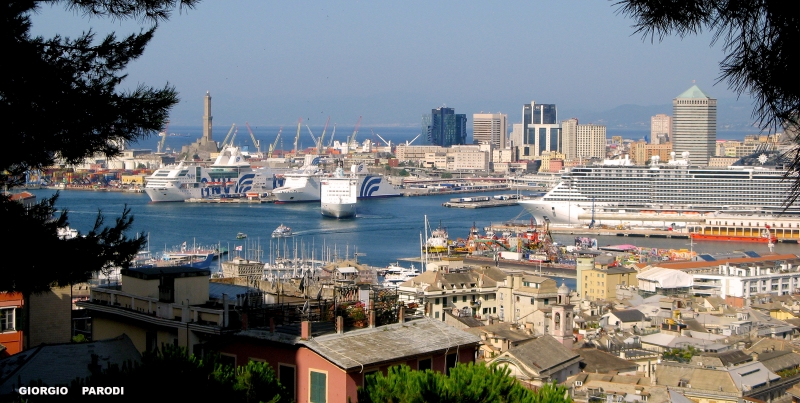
504,335,580,373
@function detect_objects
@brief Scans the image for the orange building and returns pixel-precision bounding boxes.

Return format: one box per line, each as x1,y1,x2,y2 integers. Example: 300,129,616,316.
0,293,23,356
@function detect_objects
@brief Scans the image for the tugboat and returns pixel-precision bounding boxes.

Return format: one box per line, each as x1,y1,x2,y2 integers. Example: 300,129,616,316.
272,224,292,238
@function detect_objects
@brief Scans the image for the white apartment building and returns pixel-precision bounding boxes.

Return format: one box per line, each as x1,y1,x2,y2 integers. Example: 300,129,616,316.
473,113,507,149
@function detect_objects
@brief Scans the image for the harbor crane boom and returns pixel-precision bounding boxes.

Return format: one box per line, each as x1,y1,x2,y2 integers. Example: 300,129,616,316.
220,123,236,149
268,127,282,158
318,116,330,154
305,125,318,146
375,132,391,148
328,124,336,147
293,117,302,154
349,116,362,148
157,120,170,153
406,133,421,146
245,122,261,154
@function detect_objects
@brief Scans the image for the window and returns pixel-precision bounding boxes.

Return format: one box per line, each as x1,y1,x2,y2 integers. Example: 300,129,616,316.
435,312,440,319
0,308,14,332
445,353,457,375
434,298,439,305
544,298,549,305
452,296,457,303
310,370,327,403
418,358,432,371
279,364,296,402
219,353,236,368
462,296,467,302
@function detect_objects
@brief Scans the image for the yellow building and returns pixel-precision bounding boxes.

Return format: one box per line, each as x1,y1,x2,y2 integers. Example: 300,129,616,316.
578,258,637,301
629,141,672,165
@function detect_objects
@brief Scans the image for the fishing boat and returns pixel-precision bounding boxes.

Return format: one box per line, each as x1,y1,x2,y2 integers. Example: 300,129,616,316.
272,224,292,238
236,232,247,240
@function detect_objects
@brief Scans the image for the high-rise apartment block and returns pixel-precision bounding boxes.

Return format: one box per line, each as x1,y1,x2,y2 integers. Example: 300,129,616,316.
472,113,507,148
650,114,671,144
672,85,716,165
422,107,467,147
561,118,606,161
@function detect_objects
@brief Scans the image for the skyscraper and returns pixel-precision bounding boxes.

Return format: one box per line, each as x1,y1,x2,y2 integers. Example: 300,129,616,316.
672,85,716,165
650,114,672,145
562,118,605,161
422,107,467,147
520,101,559,157
472,113,507,148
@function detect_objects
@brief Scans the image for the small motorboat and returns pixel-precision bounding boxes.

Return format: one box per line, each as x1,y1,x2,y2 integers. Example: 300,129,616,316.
236,232,247,240
272,224,292,238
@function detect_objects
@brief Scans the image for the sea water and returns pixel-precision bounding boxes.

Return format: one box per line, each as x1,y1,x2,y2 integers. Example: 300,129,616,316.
28,188,800,291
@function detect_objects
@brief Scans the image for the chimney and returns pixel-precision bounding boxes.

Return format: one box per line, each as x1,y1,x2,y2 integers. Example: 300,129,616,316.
301,320,311,340
399,305,406,324
336,316,344,334
369,310,376,328
269,317,275,334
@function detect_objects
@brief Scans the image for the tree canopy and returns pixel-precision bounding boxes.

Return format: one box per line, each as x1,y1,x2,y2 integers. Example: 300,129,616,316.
614,0,800,201
357,363,572,403
1,0,197,295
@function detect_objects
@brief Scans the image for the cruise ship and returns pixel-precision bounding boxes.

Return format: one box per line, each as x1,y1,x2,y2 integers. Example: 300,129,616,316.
144,146,288,202
320,160,357,218
519,151,800,225
273,157,401,203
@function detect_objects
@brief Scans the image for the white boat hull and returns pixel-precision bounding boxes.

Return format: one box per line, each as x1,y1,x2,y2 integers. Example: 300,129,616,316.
321,202,356,218
275,174,400,203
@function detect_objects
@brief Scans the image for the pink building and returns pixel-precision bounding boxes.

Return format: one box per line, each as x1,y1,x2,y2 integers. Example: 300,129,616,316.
218,319,480,403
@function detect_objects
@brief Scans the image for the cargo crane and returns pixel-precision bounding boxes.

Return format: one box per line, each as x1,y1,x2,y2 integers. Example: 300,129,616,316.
293,117,302,154
327,124,337,147
348,116,362,150
245,122,261,154
305,125,318,149
268,127,282,158
219,123,236,149
317,116,330,154
157,120,170,153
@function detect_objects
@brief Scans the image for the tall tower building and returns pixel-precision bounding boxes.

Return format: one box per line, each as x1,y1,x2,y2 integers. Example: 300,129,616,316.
203,91,213,141
576,124,606,160
472,113,507,148
551,283,574,349
651,114,672,144
561,118,578,161
672,85,716,165
422,107,467,147
520,101,559,157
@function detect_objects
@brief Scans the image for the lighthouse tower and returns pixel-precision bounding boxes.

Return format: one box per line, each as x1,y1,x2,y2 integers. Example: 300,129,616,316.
551,283,574,349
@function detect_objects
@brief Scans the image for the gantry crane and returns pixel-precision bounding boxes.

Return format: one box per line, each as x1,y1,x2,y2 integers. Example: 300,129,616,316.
245,122,261,154
348,116,362,149
268,127,282,158
157,120,170,153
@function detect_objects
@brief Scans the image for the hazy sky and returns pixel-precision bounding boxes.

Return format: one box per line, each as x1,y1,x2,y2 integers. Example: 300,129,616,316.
30,1,753,127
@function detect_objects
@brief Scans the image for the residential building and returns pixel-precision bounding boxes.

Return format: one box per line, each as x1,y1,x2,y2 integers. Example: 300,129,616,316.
473,113,507,148
490,335,582,388
219,319,480,403
395,145,444,163
561,118,605,161
651,114,672,144
579,263,637,301
629,140,672,165
672,85,717,165
0,293,23,357
422,107,467,147
447,145,490,171
509,123,524,149
561,118,578,161
538,151,565,173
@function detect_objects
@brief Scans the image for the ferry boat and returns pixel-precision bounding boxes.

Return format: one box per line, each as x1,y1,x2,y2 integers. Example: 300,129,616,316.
519,151,800,225
320,160,357,219
273,156,400,203
144,146,288,202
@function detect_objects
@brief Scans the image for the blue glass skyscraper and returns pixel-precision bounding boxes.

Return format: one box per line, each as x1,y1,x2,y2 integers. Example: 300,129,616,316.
422,107,467,147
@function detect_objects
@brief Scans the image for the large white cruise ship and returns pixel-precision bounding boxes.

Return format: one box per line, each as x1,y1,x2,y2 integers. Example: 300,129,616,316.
320,161,357,218
144,146,287,202
519,151,800,225
273,156,401,203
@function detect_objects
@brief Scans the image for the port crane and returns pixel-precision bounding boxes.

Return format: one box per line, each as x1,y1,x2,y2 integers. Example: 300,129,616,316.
348,116,362,150
406,133,421,146
245,122,261,154
293,117,302,154
317,116,330,154
157,120,170,153
374,131,391,148
327,124,337,147
268,127,282,158
219,123,237,149
305,125,318,149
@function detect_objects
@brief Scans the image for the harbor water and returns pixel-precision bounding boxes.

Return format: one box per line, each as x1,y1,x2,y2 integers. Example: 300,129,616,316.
29,188,800,291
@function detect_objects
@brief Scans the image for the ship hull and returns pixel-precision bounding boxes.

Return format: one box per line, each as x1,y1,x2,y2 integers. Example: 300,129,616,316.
321,202,356,218
690,233,777,243
275,174,400,203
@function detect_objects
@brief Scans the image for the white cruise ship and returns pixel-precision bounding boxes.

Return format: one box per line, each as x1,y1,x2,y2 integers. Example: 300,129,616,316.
320,161,357,218
144,146,287,202
519,151,800,225
273,157,400,203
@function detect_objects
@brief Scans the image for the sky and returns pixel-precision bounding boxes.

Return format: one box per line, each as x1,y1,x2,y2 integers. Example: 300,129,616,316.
29,1,754,127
